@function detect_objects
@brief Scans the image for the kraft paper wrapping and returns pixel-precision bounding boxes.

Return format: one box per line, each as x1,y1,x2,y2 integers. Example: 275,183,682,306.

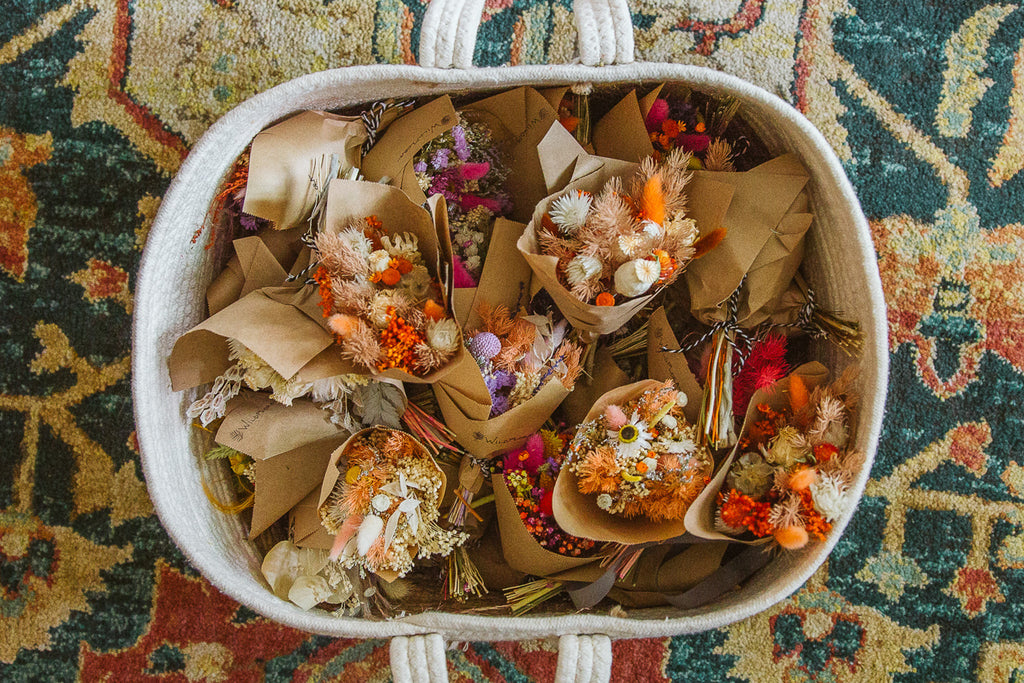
552,380,706,545
436,377,571,459
492,472,605,577
206,225,306,315
361,95,458,206
520,122,734,337
290,488,334,550
684,154,813,327
684,362,830,542
168,284,351,391
460,87,561,223
591,89,656,164
215,392,348,539
455,218,533,331
646,306,702,425
243,111,367,230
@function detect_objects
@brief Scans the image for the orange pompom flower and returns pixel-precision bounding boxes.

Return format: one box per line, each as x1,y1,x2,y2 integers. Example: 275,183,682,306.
595,292,615,306
787,467,817,492
381,267,402,286
774,525,809,549
423,299,445,321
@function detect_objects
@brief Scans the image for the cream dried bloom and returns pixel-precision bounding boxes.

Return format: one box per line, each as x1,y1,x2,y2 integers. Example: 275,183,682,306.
549,191,592,235
565,254,603,286
426,319,460,354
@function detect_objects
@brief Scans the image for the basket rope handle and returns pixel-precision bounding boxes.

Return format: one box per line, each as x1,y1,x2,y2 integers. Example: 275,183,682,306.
418,0,634,68
390,634,449,683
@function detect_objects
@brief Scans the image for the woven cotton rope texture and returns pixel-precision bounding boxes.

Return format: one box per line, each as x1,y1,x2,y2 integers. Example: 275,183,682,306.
134,63,887,645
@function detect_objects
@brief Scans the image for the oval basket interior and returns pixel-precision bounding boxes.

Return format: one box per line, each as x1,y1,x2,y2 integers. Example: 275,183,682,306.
133,63,888,641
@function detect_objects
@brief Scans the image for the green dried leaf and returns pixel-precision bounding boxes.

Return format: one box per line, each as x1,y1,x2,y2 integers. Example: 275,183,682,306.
204,445,240,461
353,381,406,429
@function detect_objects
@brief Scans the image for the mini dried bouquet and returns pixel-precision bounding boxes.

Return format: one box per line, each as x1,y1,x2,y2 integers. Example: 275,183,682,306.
501,430,598,558
312,215,461,379
319,427,468,579
561,380,712,522
467,304,582,417
535,150,717,306
713,371,861,550
413,115,512,286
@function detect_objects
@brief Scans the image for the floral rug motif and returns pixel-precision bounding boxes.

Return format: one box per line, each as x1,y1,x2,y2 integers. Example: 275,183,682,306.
2,1,1023,680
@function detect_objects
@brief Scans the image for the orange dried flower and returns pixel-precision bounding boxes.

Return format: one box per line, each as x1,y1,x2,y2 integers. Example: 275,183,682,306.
787,467,817,491
695,121,706,133
595,292,615,307
423,299,445,321
381,267,402,286
377,308,424,372
718,489,773,537
661,119,680,137
394,257,414,274
313,267,334,318
774,525,808,549
814,443,839,462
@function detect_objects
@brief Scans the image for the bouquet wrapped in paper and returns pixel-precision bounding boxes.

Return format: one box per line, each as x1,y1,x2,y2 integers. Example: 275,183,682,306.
317,426,468,581
491,430,605,582
311,179,467,383
685,362,862,549
553,380,714,544
518,121,730,337
433,305,581,459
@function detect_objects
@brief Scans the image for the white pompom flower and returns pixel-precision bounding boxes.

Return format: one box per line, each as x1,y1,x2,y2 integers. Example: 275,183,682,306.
809,473,850,522
613,259,660,297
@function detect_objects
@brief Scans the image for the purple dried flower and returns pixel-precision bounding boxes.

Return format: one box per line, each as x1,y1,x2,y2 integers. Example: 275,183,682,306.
469,332,501,361
431,148,450,169
490,394,510,417
414,160,427,173
452,125,469,161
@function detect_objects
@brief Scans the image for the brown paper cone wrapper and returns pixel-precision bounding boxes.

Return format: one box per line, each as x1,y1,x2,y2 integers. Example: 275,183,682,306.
685,155,813,328
552,380,707,544
591,89,656,164
169,285,352,391
243,110,366,230
289,488,335,550
492,473,602,577
683,362,830,542
215,392,349,538
434,376,571,458
361,96,458,206
646,306,702,425
206,226,305,315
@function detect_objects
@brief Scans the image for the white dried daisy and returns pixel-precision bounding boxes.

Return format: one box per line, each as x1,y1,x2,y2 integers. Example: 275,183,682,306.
616,233,645,259
607,412,653,460
565,254,603,286
549,191,592,235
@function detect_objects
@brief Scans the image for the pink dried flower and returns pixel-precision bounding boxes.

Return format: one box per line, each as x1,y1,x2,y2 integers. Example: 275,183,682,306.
604,404,628,429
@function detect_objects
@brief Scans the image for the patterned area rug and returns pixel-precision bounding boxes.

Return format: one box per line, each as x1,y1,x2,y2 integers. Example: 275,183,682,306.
2,1,1023,680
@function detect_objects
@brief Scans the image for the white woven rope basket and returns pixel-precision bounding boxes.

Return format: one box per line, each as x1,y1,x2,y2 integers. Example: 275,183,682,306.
133,6,888,681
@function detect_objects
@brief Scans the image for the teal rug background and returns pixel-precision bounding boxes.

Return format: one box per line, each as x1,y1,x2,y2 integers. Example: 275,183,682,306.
2,1,1024,680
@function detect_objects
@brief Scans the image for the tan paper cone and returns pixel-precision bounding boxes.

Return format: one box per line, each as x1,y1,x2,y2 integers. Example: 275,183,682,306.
243,111,366,230
492,473,603,577
215,392,349,538
460,87,560,222
646,307,701,425
360,96,458,206
683,362,830,542
552,380,705,544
